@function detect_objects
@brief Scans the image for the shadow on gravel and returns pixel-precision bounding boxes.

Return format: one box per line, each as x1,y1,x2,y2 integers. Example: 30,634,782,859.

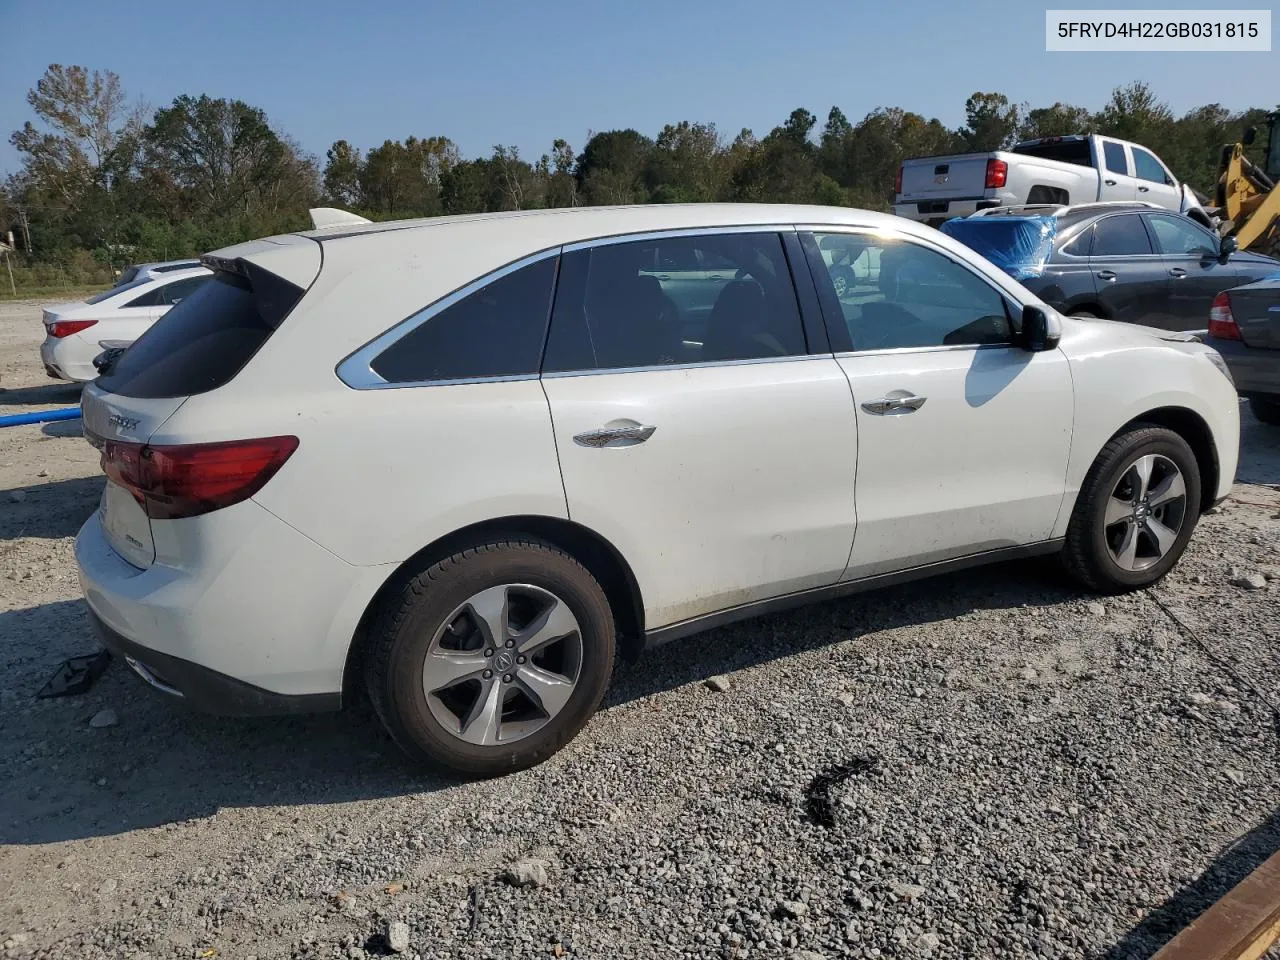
606,555,1082,708
1,475,103,540
1237,407,1280,487
1,599,452,846
1102,807,1280,959
0,382,82,406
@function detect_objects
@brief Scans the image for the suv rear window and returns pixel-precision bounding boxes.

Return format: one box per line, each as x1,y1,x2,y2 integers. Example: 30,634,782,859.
94,264,304,398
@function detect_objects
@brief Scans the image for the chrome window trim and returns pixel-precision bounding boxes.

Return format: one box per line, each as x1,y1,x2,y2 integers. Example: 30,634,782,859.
542,353,829,380
561,223,799,253
336,247,562,390
834,342,1017,360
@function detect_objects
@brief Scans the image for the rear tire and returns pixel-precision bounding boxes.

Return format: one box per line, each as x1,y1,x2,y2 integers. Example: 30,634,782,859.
1068,309,1100,319
1062,425,1201,592
364,539,616,776
1250,396,1280,426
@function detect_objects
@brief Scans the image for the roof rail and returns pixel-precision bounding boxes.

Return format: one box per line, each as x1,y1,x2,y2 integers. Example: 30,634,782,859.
309,207,372,230
968,200,1164,219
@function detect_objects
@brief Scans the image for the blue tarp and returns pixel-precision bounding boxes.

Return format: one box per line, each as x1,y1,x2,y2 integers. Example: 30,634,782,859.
940,216,1058,281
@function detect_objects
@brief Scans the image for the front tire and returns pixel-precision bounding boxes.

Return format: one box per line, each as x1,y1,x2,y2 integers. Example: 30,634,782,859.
1062,426,1201,592
1249,396,1280,426
364,539,616,776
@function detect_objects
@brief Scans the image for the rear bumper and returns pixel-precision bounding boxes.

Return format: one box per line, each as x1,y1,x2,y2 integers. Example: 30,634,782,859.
40,337,97,383
75,502,393,708
892,196,1003,223
89,609,340,716
1206,335,1280,397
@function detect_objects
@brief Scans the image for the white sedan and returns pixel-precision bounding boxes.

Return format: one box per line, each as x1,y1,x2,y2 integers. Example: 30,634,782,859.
40,265,211,382
75,204,1239,776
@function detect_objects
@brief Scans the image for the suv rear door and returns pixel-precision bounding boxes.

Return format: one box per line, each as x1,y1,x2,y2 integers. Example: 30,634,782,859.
1087,213,1169,327
1098,139,1140,201
1144,212,1233,330
541,229,858,631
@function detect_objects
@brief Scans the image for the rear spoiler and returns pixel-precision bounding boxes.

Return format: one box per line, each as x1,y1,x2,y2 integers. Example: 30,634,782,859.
309,207,372,230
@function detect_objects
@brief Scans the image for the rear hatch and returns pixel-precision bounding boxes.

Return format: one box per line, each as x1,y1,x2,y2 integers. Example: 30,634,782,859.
84,238,320,569
898,153,993,201
1228,277,1280,349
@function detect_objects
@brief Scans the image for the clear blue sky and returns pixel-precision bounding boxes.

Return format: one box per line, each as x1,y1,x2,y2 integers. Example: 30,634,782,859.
2,0,1276,175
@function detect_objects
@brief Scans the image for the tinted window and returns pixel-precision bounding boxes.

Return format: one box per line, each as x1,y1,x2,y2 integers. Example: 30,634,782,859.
810,234,1011,351
1146,214,1217,257
1011,139,1091,167
95,267,304,399
370,256,557,383
1061,225,1094,257
155,275,210,306
545,232,805,371
1091,215,1153,256
1103,142,1128,175
124,284,165,308
1132,148,1168,184
87,278,149,305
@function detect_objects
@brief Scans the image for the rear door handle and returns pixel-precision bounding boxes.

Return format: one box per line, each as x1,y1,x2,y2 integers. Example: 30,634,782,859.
1138,185,1150,193
1168,267,1187,278
861,394,927,416
1104,178,1117,186
1096,270,1117,281
573,422,657,448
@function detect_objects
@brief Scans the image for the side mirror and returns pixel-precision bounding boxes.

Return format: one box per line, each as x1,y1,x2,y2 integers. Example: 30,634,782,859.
1019,305,1060,352
1218,235,1238,263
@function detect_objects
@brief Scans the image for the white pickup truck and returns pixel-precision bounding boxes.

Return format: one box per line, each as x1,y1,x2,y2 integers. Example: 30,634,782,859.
893,134,1208,226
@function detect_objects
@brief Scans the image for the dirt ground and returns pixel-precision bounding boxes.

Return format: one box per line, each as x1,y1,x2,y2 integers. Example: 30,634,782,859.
2,297,1280,960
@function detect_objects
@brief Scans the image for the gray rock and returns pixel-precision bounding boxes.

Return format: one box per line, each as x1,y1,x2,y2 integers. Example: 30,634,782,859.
1230,573,1268,590
1085,602,1106,617
88,709,118,729
98,878,117,894
385,920,410,954
1018,667,1038,682
704,676,731,693
503,858,550,888
776,899,808,918
893,883,927,902
1224,769,1246,786
917,932,942,951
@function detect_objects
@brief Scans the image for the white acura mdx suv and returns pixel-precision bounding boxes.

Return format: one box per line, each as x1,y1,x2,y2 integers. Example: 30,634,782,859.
75,204,1240,775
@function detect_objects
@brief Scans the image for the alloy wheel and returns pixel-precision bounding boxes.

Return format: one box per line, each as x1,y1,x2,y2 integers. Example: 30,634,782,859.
1103,453,1188,572
421,583,583,746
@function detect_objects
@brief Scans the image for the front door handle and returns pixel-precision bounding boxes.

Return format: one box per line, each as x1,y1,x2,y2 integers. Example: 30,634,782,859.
1138,185,1150,193
573,422,657,448
1168,267,1187,278
861,394,927,416
1096,270,1117,282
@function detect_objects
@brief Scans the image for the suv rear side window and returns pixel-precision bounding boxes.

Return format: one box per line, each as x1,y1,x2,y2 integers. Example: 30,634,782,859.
1091,215,1153,256
545,232,806,371
370,256,558,383
95,266,304,399
1103,142,1128,175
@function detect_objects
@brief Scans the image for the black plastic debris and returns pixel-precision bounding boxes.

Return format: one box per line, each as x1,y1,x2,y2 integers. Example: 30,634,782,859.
37,650,112,699
804,755,880,829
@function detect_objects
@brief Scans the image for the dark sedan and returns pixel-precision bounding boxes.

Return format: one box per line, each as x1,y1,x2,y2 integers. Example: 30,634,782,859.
941,202,1280,332
1205,276,1280,425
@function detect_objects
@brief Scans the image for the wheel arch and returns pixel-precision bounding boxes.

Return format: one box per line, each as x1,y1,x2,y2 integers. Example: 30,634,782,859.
342,516,646,703
1114,406,1219,512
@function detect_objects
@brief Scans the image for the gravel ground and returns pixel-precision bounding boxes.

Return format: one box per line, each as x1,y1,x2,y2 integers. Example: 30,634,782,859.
2,297,1280,960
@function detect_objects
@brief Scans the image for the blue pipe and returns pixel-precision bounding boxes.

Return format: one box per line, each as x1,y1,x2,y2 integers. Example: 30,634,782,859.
0,407,83,428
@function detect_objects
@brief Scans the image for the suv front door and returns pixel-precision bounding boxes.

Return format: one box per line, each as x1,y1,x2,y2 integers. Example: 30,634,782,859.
1144,212,1233,330
802,230,1073,579
541,230,859,631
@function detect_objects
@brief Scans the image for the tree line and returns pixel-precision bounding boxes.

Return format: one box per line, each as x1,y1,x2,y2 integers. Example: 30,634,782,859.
2,64,1275,279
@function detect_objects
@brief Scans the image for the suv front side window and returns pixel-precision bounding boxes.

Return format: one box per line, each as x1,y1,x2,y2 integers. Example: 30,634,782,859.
1146,214,1218,258
808,233,1012,352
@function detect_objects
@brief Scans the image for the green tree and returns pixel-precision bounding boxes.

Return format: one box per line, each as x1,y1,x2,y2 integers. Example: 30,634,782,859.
1017,102,1094,141
323,139,362,206
576,129,654,204
960,92,1019,151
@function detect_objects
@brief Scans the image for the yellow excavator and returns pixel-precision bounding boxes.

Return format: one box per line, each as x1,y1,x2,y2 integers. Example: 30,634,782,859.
1215,110,1280,259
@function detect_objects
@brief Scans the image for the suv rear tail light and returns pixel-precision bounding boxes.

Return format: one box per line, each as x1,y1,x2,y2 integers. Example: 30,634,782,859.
894,165,903,196
1208,292,1242,340
985,159,1008,189
95,435,299,520
49,319,98,339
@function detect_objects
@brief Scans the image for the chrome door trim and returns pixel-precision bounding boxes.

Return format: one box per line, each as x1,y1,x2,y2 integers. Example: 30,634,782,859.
541,352,830,379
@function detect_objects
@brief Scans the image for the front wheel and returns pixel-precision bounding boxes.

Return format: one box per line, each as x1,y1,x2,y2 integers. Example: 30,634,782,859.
364,539,616,776
1249,396,1280,426
1062,426,1202,592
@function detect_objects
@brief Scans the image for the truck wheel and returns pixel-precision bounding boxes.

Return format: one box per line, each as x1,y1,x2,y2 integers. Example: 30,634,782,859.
364,538,616,776
1062,425,1201,593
